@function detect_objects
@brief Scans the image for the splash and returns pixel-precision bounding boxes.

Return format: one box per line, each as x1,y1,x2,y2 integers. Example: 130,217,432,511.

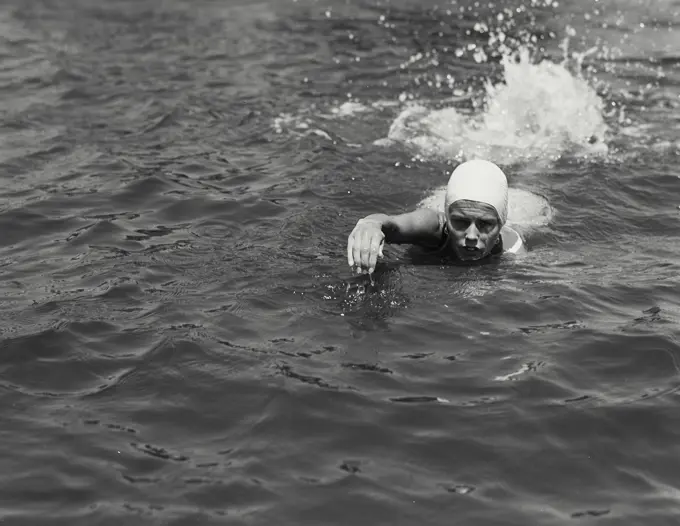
273,101,382,143
272,4,611,164
384,48,608,165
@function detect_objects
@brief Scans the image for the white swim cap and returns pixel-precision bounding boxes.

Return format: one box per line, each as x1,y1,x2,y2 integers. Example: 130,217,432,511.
444,160,509,225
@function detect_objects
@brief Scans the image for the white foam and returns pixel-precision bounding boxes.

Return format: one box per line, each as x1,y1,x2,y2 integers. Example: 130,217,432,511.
330,102,371,117
382,48,608,164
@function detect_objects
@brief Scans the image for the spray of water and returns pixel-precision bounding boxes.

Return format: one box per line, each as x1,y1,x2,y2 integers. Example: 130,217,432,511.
385,46,608,165
274,3,611,166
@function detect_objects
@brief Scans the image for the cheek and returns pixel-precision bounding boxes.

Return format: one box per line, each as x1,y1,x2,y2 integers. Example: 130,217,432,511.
446,221,463,241
484,228,501,244
449,229,466,244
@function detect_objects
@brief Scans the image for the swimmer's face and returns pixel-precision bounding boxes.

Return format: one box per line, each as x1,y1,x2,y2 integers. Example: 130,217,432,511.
447,200,502,260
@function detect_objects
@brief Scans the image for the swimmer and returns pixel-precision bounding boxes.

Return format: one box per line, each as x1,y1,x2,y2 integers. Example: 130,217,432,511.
347,159,524,274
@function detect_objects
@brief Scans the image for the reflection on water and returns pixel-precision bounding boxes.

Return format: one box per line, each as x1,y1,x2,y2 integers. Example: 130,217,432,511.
1,0,680,524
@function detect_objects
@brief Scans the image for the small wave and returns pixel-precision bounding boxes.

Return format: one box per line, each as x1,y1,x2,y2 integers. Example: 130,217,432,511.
274,43,609,165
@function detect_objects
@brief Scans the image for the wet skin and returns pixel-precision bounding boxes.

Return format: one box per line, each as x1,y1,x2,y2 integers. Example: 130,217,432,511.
347,199,504,274
446,200,501,261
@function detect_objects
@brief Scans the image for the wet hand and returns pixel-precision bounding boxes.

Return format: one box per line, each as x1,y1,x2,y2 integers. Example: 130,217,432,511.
347,218,385,274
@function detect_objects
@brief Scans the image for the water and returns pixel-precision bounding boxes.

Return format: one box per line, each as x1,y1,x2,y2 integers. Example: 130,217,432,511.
1,0,679,524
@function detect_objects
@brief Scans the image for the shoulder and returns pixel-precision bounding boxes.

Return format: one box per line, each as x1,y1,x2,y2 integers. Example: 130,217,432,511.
413,212,448,253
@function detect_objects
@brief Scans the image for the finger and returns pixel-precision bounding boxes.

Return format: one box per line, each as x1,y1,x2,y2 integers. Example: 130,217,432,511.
360,230,373,270
368,236,382,273
347,233,355,267
353,235,363,273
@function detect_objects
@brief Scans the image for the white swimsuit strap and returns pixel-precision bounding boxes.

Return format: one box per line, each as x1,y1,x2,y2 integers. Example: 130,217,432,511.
504,226,523,254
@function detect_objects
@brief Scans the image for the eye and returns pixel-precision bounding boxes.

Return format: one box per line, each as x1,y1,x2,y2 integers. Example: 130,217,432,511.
451,219,470,230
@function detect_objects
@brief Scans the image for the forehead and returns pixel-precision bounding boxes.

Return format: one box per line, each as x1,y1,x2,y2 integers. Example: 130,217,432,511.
448,200,499,221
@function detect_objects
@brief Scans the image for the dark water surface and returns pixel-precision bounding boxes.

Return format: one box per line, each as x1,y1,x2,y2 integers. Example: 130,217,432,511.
1,0,680,524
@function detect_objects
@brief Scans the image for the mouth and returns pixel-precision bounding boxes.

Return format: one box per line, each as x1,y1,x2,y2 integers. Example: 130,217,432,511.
458,246,482,259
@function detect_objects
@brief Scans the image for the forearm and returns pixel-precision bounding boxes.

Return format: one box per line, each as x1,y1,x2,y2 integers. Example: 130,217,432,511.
357,213,406,244
359,209,441,245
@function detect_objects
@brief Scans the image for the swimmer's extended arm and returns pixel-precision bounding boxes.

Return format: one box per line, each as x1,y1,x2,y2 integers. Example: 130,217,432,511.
347,208,442,273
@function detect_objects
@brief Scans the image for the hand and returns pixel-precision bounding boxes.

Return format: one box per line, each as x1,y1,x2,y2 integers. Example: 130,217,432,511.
347,218,385,274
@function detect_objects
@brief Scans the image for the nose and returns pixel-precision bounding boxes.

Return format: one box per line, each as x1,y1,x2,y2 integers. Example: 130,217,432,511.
464,224,479,246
